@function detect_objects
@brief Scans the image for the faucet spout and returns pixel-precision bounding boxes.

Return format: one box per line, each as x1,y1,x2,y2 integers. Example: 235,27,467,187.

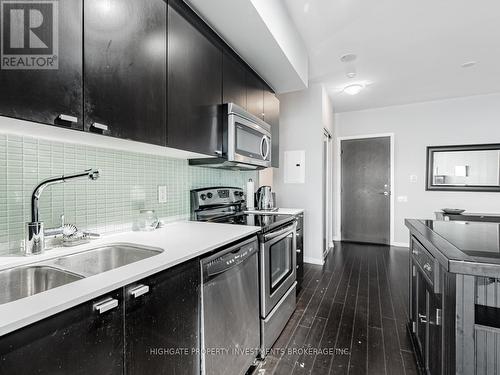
31,169,100,223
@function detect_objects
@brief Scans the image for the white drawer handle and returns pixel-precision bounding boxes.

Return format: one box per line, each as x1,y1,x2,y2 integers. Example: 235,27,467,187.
92,122,109,131
58,114,78,123
129,284,150,299
94,298,119,314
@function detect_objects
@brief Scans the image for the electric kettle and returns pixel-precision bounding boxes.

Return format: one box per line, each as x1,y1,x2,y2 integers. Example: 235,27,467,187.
256,186,274,210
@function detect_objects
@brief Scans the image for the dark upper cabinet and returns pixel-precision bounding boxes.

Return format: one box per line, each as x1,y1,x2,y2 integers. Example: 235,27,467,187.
124,259,200,375
84,0,167,145
264,89,280,167
223,52,247,109
167,0,223,156
246,70,264,119
0,0,83,130
0,290,124,375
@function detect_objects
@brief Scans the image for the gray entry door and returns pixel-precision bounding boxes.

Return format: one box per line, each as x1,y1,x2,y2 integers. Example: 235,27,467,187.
341,137,391,244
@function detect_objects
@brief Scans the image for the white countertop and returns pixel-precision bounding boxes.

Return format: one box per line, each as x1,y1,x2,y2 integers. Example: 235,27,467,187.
0,221,260,336
245,208,304,216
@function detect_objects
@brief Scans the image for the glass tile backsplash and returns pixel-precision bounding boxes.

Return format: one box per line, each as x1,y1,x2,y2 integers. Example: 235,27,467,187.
0,134,257,255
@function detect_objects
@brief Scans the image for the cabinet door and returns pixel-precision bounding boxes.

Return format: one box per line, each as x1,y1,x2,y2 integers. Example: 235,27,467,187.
416,273,428,362
167,0,222,156
246,70,264,119
264,89,280,167
0,290,123,375
124,259,200,375
0,0,83,130
223,52,247,109
428,292,442,374
84,0,167,145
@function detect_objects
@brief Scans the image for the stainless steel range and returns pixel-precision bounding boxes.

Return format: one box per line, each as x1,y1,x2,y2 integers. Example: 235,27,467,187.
191,187,298,355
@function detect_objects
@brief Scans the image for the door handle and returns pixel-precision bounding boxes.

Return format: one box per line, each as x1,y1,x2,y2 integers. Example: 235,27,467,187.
94,298,119,314
129,284,150,299
378,191,390,196
418,313,428,324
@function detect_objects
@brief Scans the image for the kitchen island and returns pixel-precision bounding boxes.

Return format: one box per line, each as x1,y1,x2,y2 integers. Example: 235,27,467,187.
405,219,500,375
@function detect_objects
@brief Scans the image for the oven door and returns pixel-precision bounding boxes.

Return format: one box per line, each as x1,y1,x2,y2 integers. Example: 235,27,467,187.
228,113,271,168
260,221,297,317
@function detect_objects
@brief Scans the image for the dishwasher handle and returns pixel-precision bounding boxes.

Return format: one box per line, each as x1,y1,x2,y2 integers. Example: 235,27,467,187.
204,245,257,279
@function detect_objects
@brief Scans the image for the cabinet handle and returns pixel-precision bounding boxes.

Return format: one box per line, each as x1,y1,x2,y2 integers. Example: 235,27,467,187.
91,122,109,131
94,298,119,314
214,150,222,156
423,263,432,272
296,249,302,254
58,114,78,123
129,284,150,299
436,308,442,326
418,313,428,324
412,249,419,255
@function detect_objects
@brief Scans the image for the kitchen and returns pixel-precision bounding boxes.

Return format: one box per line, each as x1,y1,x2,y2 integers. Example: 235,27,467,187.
0,1,500,375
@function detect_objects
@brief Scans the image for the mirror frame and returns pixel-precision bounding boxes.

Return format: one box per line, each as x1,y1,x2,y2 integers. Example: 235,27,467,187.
426,143,500,192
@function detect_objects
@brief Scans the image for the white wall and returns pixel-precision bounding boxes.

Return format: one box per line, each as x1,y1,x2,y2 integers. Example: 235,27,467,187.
274,84,334,264
334,93,500,245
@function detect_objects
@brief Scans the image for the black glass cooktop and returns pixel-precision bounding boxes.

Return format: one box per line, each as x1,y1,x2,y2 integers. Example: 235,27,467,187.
211,213,295,232
423,220,500,259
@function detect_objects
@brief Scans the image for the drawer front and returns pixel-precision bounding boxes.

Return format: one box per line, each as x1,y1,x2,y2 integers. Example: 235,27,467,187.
411,237,437,288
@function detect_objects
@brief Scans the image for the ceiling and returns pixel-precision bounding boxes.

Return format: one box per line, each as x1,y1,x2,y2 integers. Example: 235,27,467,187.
283,0,500,112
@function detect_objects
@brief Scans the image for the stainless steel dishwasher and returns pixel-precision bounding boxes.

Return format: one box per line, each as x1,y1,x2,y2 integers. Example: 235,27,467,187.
201,236,260,375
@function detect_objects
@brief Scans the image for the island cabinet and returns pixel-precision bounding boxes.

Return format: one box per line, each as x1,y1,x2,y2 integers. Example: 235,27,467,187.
83,0,167,145
167,0,223,156
0,289,124,374
124,258,200,375
0,0,83,130
406,219,500,375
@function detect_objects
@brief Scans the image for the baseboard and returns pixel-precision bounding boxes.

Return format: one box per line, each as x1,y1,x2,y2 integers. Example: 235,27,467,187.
304,257,324,265
391,241,410,248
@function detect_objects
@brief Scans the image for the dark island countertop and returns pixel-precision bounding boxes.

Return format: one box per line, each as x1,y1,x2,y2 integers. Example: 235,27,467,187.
405,219,500,278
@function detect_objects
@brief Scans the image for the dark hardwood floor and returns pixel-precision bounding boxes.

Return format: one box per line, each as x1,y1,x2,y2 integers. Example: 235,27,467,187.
255,241,418,375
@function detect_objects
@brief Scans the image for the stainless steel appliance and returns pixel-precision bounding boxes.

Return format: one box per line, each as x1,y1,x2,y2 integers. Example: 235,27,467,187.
191,187,297,355
256,186,275,211
201,236,260,375
189,103,272,170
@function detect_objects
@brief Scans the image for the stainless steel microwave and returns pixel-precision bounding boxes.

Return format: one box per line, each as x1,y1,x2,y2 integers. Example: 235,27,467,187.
189,103,272,170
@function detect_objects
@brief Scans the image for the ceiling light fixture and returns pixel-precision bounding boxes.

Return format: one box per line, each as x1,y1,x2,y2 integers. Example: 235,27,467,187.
343,84,364,95
303,2,310,13
461,61,477,68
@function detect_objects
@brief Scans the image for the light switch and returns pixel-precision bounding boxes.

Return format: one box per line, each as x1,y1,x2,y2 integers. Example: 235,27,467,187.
410,175,418,183
397,196,408,203
158,185,167,203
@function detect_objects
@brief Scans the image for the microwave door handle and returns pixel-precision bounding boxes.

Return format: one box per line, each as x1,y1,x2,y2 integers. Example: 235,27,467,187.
260,136,266,159
263,136,270,160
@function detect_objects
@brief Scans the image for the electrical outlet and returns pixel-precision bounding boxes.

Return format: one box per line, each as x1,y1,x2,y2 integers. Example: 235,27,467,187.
158,185,167,203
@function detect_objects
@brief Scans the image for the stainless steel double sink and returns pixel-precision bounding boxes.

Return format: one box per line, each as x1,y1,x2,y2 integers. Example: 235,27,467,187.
0,245,163,306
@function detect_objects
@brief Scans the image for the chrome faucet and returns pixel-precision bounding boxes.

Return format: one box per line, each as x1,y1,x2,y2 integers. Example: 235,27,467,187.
25,169,100,256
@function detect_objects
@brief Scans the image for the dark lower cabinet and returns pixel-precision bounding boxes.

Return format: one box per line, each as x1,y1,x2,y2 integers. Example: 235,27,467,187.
0,290,124,375
167,0,223,156
223,52,247,109
0,0,83,130
84,0,167,145
124,259,200,375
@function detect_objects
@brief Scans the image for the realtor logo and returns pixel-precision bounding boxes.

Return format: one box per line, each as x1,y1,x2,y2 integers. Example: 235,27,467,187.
0,0,58,69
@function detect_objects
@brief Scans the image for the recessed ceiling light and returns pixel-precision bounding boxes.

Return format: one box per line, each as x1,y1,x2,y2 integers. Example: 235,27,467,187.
340,53,357,63
343,84,364,95
461,61,477,68
303,2,310,13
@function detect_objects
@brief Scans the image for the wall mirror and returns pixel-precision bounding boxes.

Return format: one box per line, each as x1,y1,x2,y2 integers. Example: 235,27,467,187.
426,144,500,192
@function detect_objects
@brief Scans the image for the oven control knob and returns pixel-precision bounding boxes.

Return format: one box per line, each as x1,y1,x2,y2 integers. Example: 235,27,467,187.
200,194,207,200
207,193,213,199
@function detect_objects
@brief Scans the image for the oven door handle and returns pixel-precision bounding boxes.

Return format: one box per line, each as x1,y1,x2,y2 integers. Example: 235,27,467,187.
264,222,297,241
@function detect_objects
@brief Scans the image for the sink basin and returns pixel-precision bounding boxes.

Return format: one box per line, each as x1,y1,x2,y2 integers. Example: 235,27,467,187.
0,266,84,305
45,245,163,277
